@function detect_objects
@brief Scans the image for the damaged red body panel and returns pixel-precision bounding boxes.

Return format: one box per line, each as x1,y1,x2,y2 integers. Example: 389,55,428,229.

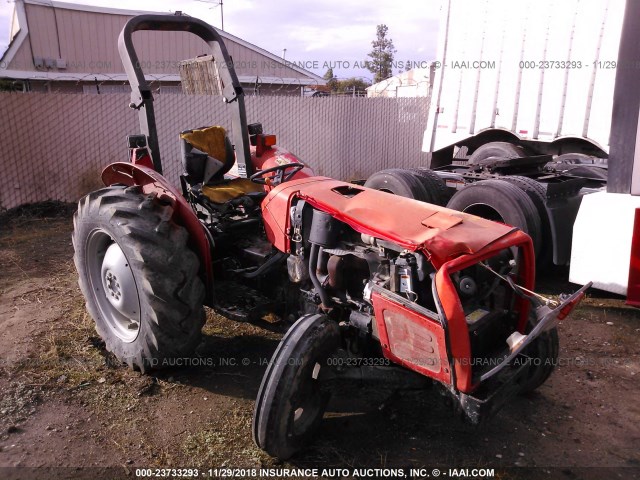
261,176,536,393
371,290,452,385
262,176,517,266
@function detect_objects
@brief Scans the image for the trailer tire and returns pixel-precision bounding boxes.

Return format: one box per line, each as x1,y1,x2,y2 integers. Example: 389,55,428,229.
73,186,206,372
364,169,431,203
468,142,528,164
500,176,552,268
253,314,340,459
408,168,451,206
446,179,542,256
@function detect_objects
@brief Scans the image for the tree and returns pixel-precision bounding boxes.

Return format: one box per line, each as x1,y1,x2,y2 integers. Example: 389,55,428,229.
0,79,21,92
323,67,334,81
323,67,338,91
335,77,370,96
322,69,370,96
366,24,396,83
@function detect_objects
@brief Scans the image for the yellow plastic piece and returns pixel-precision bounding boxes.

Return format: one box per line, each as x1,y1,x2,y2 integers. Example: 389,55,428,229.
202,178,264,204
181,125,227,161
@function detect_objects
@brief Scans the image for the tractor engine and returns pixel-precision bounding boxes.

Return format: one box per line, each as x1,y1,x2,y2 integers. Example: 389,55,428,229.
286,200,524,380
287,202,438,321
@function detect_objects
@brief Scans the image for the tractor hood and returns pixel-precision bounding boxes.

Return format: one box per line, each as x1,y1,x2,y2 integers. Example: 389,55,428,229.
262,177,517,267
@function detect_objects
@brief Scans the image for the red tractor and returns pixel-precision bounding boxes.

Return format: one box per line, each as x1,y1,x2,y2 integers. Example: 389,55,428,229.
72,14,590,459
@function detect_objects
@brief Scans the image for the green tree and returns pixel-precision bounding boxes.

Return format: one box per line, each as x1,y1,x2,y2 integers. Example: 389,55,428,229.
366,24,396,83
323,67,338,91
0,79,18,92
335,77,371,96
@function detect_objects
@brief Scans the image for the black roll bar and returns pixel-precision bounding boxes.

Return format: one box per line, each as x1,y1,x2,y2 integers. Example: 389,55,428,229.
117,14,252,177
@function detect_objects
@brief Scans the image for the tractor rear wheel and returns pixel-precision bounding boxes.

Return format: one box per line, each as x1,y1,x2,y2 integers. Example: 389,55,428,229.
253,314,340,459
72,185,206,372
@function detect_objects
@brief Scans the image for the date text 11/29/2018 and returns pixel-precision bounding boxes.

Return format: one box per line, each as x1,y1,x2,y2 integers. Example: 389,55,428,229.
135,467,496,478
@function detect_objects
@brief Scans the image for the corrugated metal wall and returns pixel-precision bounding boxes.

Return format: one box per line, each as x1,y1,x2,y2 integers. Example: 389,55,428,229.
8,2,312,81
0,93,430,210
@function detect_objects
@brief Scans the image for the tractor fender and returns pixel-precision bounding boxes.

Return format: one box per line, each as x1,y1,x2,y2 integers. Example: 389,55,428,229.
101,162,213,301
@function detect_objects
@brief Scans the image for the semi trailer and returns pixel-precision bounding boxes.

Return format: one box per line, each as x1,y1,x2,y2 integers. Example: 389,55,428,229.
364,0,640,304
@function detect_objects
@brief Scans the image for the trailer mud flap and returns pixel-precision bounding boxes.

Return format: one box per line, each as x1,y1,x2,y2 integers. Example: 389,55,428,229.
546,188,584,266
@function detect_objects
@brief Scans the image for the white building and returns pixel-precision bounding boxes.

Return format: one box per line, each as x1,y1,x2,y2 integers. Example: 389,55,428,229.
366,67,435,98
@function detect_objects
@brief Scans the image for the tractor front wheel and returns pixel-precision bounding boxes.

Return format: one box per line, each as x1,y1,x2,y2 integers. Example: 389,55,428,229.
253,314,341,459
518,319,559,394
72,186,206,372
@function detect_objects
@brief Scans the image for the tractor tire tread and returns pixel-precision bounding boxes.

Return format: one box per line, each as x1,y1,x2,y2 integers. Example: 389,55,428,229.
73,186,205,372
253,314,340,459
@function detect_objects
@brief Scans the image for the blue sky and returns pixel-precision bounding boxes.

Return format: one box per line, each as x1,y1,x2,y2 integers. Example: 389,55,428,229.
0,0,440,81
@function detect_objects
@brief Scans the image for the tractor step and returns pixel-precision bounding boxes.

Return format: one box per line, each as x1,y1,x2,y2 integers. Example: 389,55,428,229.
213,282,274,322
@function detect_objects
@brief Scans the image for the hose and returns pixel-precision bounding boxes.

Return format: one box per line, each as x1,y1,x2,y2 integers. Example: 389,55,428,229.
309,243,333,310
242,251,287,279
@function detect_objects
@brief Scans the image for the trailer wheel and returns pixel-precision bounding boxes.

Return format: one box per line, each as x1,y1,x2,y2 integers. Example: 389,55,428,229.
408,168,451,206
364,169,431,203
446,179,542,257
468,142,528,164
500,176,552,268
518,322,559,394
73,186,206,372
253,314,340,459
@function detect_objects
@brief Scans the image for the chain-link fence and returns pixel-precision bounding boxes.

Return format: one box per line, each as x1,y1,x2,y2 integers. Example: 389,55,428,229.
0,92,431,210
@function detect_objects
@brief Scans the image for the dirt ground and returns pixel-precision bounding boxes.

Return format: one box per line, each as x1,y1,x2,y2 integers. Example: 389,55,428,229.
0,208,639,480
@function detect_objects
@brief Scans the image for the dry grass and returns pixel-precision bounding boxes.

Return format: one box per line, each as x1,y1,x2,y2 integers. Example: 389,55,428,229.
2,213,640,475
182,405,271,469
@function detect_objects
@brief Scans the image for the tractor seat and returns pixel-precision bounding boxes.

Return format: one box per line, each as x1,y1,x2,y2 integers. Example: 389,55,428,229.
201,178,264,204
180,125,263,204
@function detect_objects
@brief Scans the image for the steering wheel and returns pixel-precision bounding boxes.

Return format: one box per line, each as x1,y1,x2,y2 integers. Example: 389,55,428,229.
249,163,304,186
